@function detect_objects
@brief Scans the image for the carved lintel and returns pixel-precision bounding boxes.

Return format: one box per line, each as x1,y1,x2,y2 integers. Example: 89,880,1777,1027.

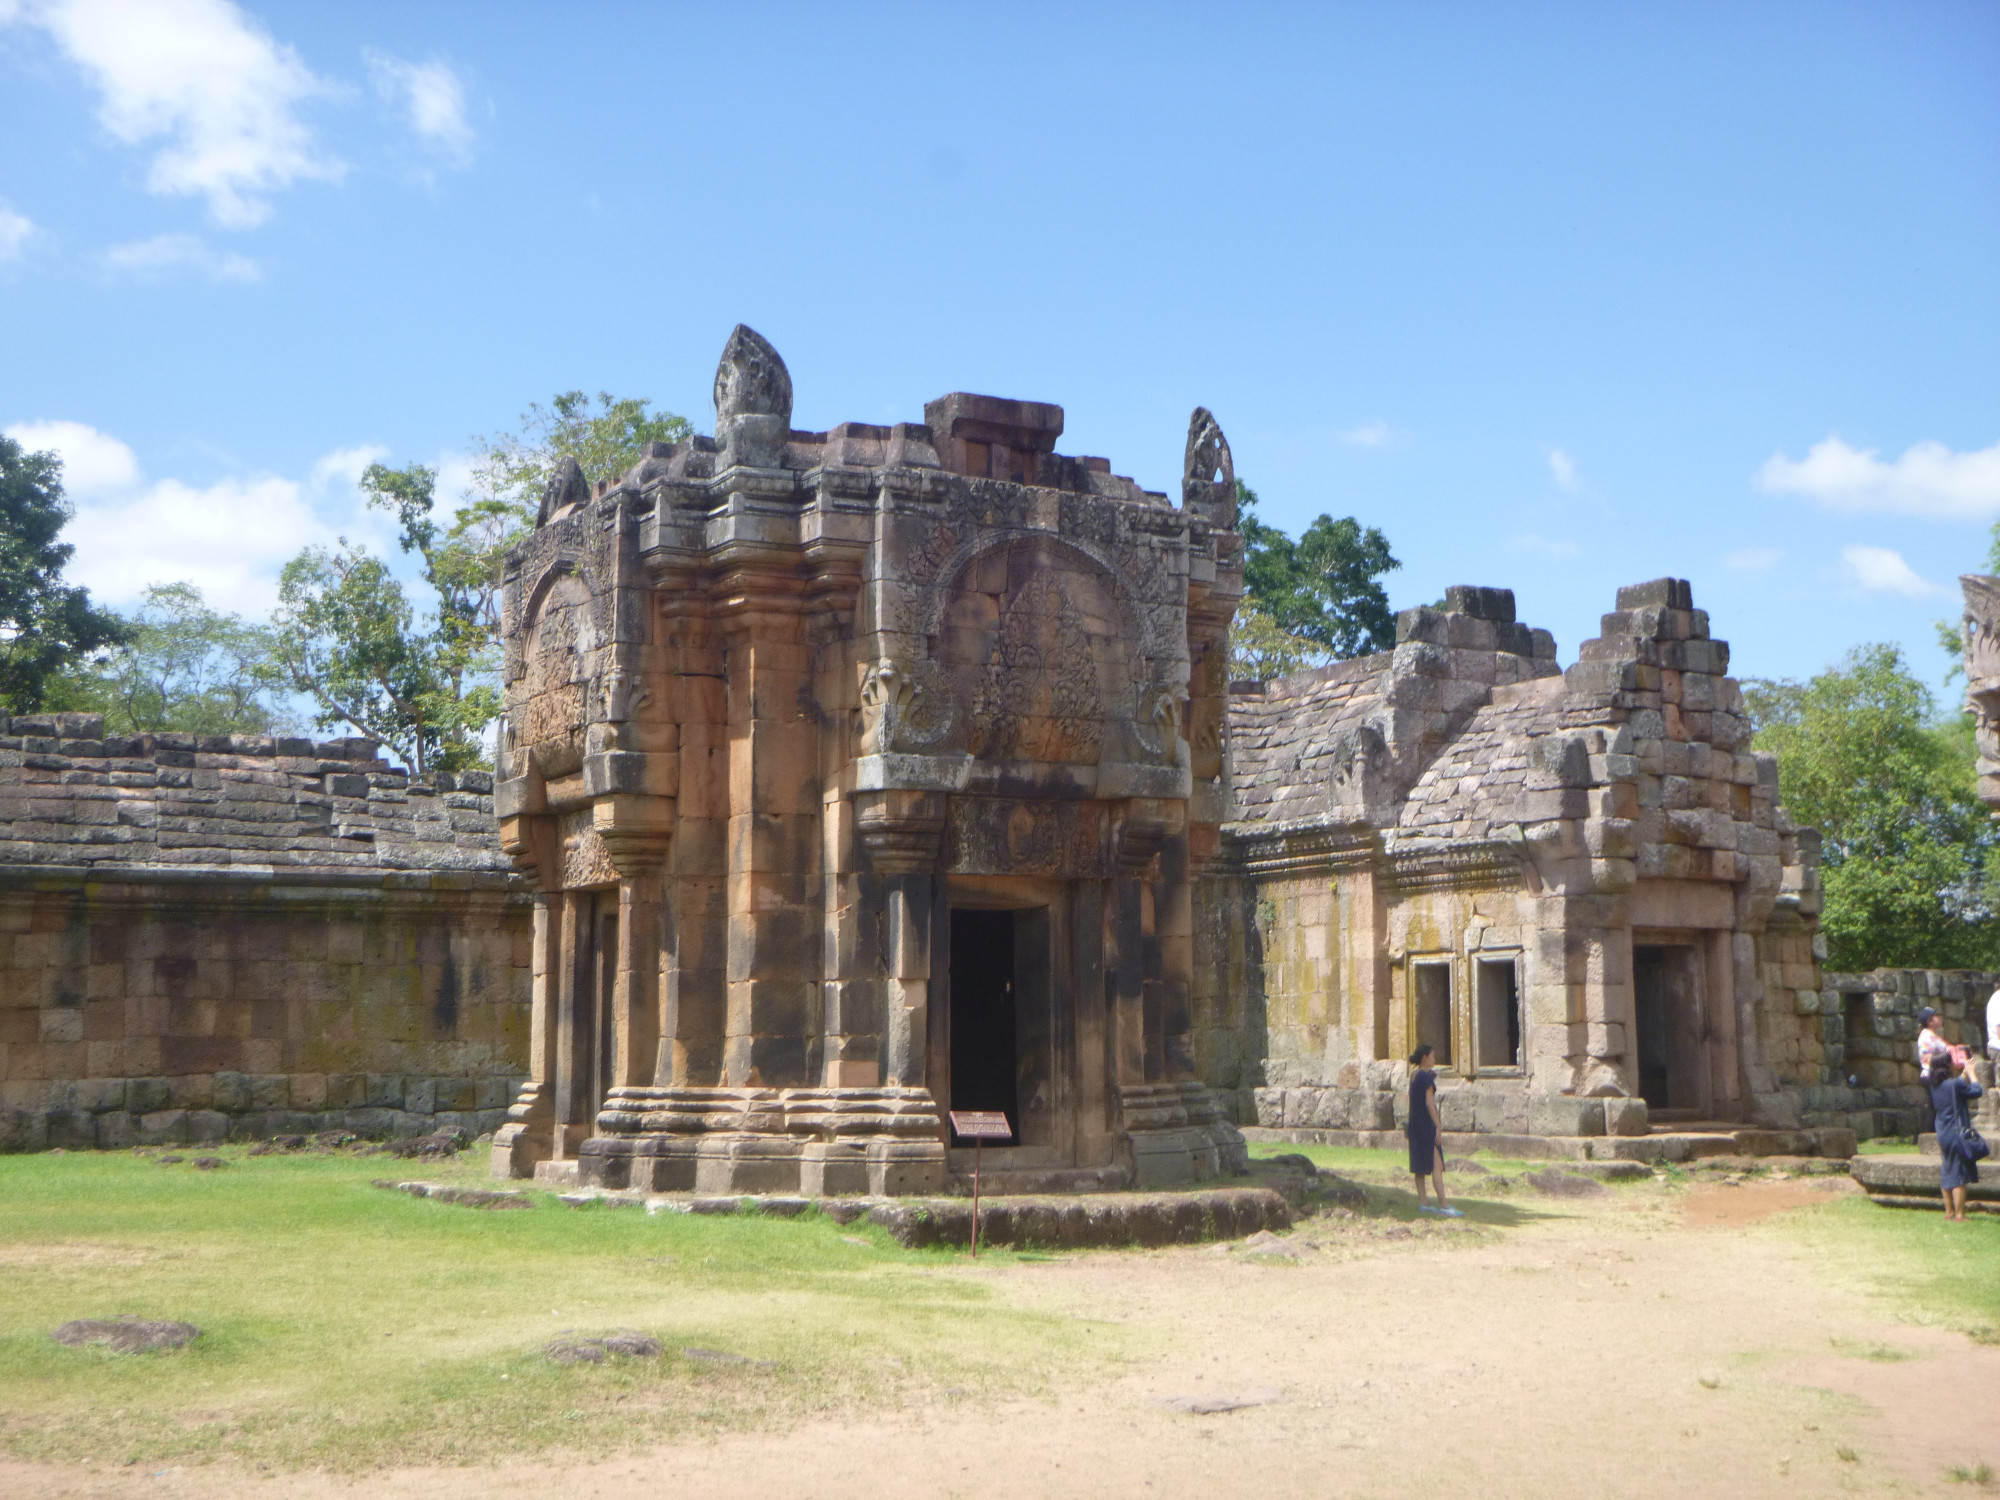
855,790,947,876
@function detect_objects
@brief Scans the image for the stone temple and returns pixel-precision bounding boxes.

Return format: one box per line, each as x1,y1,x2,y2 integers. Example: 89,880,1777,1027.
483,324,1865,1196
6,325,1946,1168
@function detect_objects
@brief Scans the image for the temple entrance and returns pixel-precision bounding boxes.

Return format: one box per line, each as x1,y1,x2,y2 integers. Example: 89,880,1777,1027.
1633,944,1705,1112
948,908,1023,1144
554,887,618,1149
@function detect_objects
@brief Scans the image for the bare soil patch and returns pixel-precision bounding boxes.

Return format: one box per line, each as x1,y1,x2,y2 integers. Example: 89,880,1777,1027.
4,1177,1993,1500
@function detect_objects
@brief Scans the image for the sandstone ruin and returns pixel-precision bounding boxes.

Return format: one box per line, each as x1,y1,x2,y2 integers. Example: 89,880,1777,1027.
0,722,527,1151
5,328,1959,1174
485,326,1873,1193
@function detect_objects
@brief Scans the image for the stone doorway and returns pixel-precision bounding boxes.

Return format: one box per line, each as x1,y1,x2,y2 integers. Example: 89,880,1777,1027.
944,904,1057,1149
1633,944,1705,1112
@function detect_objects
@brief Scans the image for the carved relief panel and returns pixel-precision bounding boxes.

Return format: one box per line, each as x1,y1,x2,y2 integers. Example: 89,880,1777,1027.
519,571,600,781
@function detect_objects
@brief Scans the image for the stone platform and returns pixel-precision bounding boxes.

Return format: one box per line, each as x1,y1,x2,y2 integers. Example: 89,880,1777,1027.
1244,1123,1859,1163
1849,1154,2000,1214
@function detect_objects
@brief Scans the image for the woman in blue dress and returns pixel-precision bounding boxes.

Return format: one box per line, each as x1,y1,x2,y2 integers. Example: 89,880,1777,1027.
1930,1050,1986,1223
1407,1044,1460,1218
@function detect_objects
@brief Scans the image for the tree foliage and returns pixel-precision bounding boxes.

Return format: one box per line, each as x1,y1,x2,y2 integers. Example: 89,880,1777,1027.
1746,644,1999,971
274,392,688,776
1229,481,1399,679
0,436,128,711
47,582,286,736
275,464,503,777
469,390,691,513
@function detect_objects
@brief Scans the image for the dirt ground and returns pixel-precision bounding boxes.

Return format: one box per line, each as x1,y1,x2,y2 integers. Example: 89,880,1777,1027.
6,1177,1996,1500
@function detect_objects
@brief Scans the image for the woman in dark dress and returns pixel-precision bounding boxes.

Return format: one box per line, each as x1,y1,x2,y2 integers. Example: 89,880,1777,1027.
1407,1045,1460,1218
1930,1051,1986,1223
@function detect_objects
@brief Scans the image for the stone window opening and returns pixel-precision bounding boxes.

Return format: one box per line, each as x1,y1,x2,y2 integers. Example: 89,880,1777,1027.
1474,955,1523,1073
1412,960,1454,1070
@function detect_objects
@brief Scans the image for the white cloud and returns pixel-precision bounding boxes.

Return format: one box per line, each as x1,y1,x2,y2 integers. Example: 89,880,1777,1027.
1545,447,1579,491
102,231,259,282
1505,533,1580,558
0,418,402,616
3,418,141,493
1337,421,1399,449
1840,544,1943,599
366,50,472,161
11,0,341,228
1722,546,1783,572
0,201,33,261
1758,434,2000,520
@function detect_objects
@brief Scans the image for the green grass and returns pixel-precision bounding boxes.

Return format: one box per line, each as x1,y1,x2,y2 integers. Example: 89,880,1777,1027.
1774,1191,2000,1344
0,1148,1112,1472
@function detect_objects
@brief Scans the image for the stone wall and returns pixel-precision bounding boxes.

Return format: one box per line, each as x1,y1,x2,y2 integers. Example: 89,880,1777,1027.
1777,967,1995,1138
0,713,532,1150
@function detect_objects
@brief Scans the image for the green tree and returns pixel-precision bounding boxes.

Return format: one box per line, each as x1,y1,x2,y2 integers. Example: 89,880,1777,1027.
275,392,689,775
0,436,128,711
47,582,286,736
275,465,502,777
469,390,691,515
1228,481,1400,678
1745,644,1999,971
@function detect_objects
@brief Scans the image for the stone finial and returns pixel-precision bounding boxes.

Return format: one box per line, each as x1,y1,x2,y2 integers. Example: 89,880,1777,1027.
1182,408,1236,527
1961,574,2000,813
713,324,793,469
536,455,590,527
713,323,792,421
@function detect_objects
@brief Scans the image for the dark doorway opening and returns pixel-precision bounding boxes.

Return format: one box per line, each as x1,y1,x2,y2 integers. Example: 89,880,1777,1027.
1633,944,1704,1111
949,908,1021,1144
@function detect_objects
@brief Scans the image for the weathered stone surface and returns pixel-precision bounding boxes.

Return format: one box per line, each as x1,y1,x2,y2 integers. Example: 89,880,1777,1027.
495,329,1247,1195
860,1187,1287,1249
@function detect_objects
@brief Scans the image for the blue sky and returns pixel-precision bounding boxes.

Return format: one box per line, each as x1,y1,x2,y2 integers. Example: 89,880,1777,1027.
1,0,1995,702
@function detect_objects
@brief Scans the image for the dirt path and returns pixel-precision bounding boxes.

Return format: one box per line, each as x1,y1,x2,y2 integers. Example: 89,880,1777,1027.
7,1180,1995,1500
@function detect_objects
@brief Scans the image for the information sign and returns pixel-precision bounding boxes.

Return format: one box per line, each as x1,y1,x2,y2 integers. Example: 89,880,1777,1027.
948,1110,1013,1140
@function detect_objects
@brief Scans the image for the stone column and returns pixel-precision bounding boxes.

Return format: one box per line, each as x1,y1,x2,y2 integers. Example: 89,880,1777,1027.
489,889,558,1178
550,889,593,1159
716,571,821,1090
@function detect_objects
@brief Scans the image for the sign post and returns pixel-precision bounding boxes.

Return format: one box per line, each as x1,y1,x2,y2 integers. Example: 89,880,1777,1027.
947,1110,1012,1257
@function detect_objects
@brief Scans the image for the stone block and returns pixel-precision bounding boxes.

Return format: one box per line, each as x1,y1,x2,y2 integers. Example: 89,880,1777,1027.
186,1110,228,1144
93,1110,137,1149
247,1075,289,1111
1603,1097,1649,1136
127,1077,171,1114
1529,1096,1605,1137
213,1071,252,1114
138,1109,189,1146
403,1077,436,1114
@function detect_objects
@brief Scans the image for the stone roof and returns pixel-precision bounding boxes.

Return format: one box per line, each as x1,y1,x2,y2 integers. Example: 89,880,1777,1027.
0,713,510,875
1390,677,1567,848
1225,654,1390,823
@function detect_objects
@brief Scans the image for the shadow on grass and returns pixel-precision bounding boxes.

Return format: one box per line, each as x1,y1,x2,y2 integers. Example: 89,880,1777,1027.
1356,1182,1560,1230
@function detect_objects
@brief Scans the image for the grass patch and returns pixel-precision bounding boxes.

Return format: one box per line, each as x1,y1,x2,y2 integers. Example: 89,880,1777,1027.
0,1148,1114,1471
1775,1192,2000,1344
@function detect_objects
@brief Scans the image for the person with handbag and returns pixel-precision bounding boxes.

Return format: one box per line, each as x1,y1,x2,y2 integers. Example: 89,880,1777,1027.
1929,1050,1988,1223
